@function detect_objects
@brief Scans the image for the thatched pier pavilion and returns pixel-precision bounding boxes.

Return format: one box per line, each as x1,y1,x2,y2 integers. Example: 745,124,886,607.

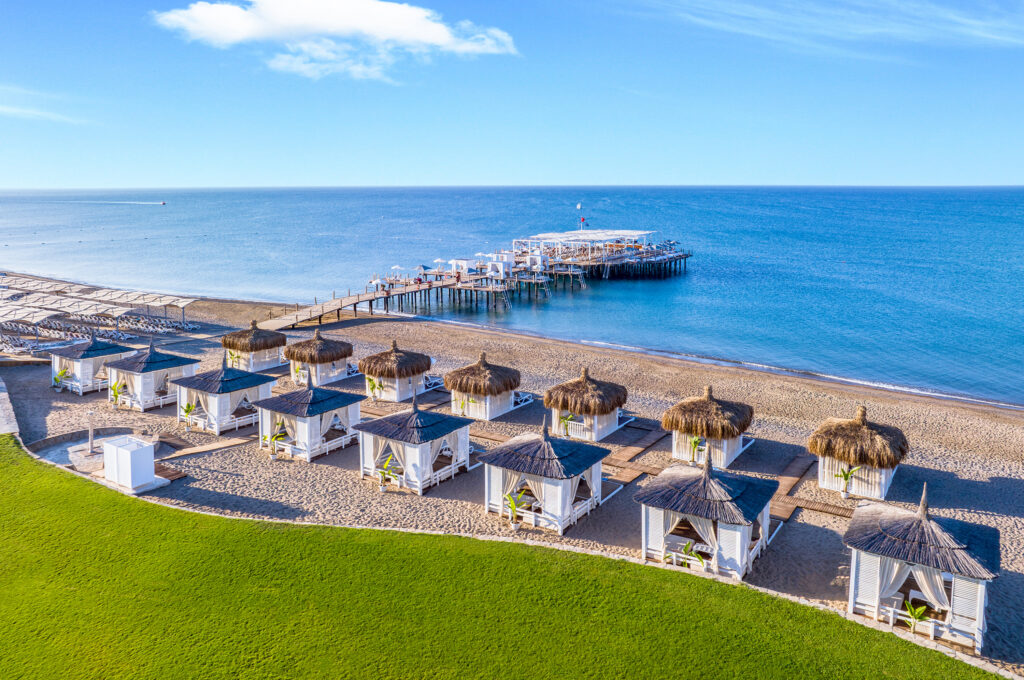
809,405,907,500
661,385,755,469
544,367,631,442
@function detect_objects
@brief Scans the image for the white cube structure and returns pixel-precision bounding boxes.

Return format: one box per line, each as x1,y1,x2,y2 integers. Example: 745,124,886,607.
102,435,168,494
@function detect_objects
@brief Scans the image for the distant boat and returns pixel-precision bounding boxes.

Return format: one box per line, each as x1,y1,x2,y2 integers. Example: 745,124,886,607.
161,201,166,205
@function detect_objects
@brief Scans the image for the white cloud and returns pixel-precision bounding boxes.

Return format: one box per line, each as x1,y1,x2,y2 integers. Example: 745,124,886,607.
648,0,1024,50
154,0,516,80
0,104,82,124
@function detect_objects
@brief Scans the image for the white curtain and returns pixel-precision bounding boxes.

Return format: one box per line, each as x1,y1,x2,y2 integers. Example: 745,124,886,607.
153,369,171,394
320,408,345,436
187,388,210,416
375,438,404,469
524,474,546,510
570,474,581,502
878,556,912,600
277,414,297,439
911,564,950,611
429,436,452,465
686,514,718,553
119,370,141,398
55,356,75,376
501,469,522,497
663,509,681,537
229,387,259,414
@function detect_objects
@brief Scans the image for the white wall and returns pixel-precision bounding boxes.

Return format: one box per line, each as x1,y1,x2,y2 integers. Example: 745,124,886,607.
818,456,895,499
671,432,742,468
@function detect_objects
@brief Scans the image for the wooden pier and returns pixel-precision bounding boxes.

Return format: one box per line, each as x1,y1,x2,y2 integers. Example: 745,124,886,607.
259,229,692,331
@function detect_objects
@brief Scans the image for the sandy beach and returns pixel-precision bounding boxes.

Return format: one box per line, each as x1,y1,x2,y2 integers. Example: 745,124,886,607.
3,283,1022,675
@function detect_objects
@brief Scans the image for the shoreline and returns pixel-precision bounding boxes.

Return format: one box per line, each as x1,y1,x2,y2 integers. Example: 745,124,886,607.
7,267,1024,415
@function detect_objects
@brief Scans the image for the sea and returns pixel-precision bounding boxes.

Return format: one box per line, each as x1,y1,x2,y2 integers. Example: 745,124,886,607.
1,186,1022,406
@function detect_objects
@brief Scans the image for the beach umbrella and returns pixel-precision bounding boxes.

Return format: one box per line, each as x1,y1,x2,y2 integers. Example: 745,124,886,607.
414,265,430,272
391,265,403,270
369,279,382,286
432,258,446,263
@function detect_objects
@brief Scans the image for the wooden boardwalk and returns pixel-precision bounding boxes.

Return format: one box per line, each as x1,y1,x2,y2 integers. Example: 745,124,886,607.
258,275,487,331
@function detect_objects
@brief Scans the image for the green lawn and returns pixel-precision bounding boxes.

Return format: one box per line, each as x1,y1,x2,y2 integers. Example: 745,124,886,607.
0,434,993,679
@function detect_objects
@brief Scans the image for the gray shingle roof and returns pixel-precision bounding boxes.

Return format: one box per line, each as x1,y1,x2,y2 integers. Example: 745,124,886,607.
253,386,365,418
170,366,277,394
105,340,199,374
49,336,133,360
352,398,471,445
476,426,611,479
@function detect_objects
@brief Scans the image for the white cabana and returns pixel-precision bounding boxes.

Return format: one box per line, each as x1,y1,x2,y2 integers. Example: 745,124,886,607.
662,386,756,469
105,340,199,411
443,352,532,421
254,386,365,462
353,398,472,495
635,463,778,580
478,425,611,535
284,328,359,387
543,367,632,442
358,340,441,402
222,321,287,372
101,435,169,494
844,487,999,651
49,335,136,395
171,356,277,435
809,406,908,500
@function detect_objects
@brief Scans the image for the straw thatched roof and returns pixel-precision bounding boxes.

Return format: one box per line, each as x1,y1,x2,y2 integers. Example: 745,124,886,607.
843,485,998,581
106,339,200,374
543,367,627,416
49,334,133,360
807,406,908,469
443,352,520,396
352,396,471,444
284,328,353,365
171,354,277,394
253,386,365,418
477,422,611,479
633,462,778,525
357,340,431,379
661,385,753,439
221,320,286,353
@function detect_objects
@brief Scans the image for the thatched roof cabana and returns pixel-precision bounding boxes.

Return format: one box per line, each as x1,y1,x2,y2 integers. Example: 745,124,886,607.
477,423,611,479
283,328,353,365
221,320,286,353
661,385,753,439
843,485,998,581
808,405,908,469
443,351,520,396
352,396,471,445
357,340,431,379
543,367,627,416
633,462,778,525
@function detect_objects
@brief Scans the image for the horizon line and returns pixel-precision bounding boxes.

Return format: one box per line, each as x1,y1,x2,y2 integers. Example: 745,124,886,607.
2,183,1023,192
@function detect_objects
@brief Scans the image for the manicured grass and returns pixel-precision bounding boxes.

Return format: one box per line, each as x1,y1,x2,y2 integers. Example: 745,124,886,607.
0,435,992,679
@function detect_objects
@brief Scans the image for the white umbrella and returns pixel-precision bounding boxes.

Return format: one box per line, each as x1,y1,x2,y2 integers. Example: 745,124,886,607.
432,258,446,263
391,265,403,270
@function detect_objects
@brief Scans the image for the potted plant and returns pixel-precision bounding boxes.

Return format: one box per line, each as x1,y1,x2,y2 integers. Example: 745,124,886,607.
834,465,862,499
293,364,306,384
680,541,705,569
366,376,383,403
505,490,526,531
458,395,477,416
109,381,126,409
558,413,575,437
904,600,928,634
227,350,241,368
377,454,400,492
52,368,69,392
687,435,702,466
180,402,196,431
261,421,286,460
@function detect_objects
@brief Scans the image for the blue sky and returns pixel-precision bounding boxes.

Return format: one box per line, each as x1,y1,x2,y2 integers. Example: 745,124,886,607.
1,0,1023,187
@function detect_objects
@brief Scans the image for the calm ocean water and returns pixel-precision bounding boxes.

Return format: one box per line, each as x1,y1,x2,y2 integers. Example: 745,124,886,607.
1,187,1022,405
